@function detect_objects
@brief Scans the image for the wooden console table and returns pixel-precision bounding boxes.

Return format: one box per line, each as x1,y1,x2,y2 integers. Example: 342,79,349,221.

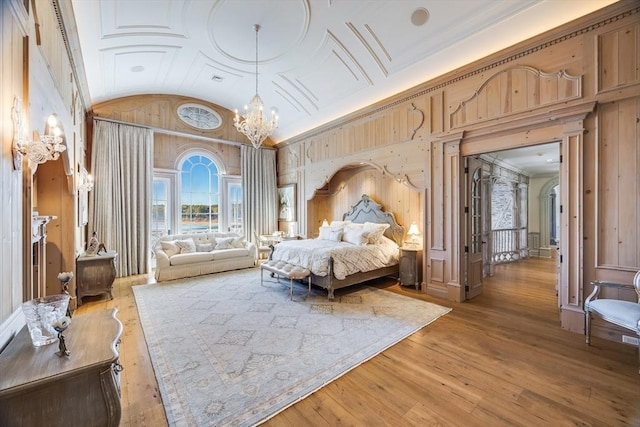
0,309,123,427
76,251,117,305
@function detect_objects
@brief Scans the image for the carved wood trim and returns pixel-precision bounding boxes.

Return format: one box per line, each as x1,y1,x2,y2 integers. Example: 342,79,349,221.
449,66,582,129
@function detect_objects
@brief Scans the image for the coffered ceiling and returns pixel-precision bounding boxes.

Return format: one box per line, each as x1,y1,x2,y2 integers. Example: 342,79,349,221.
70,0,616,144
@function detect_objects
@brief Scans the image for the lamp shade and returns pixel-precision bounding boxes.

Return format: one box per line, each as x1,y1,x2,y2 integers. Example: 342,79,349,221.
408,222,420,236
322,219,329,227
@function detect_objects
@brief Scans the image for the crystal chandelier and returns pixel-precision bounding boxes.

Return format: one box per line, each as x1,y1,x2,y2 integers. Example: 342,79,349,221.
234,24,279,149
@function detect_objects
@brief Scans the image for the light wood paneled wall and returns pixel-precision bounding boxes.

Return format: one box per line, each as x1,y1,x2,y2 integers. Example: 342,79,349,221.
277,2,640,343
92,94,263,149
1,0,91,347
0,0,29,348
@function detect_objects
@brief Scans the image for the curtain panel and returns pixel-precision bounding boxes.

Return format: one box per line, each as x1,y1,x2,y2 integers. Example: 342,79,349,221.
90,120,153,277
241,146,277,243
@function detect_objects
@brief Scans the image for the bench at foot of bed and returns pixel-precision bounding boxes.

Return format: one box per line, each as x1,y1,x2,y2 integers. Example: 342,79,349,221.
260,260,311,300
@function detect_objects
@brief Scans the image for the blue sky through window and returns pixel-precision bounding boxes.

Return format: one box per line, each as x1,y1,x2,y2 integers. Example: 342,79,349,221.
181,155,219,205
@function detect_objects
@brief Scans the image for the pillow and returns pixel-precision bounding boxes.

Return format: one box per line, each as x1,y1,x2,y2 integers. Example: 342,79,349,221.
214,237,235,250
318,226,332,240
329,220,351,230
363,222,390,244
328,229,343,242
231,237,246,248
196,242,214,252
160,240,180,257
342,225,369,246
175,238,196,254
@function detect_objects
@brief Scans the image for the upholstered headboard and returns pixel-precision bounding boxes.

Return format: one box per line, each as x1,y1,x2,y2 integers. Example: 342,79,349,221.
342,194,405,246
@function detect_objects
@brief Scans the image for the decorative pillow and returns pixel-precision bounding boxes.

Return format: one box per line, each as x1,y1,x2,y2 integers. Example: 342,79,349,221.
160,240,180,257
214,237,235,250
231,237,246,248
329,220,351,230
196,242,214,252
175,238,196,254
363,222,390,244
329,229,343,242
318,226,332,240
342,225,369,246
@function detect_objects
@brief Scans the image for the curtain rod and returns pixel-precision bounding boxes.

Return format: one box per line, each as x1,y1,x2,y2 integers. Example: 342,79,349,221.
92,116,276,150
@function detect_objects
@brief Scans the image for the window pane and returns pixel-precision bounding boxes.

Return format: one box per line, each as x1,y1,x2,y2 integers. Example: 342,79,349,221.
180,154,220,233
228,183,243,234
152,179,169,238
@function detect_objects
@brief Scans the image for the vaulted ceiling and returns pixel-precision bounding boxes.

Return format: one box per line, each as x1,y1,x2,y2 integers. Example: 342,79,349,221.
70,0,616,144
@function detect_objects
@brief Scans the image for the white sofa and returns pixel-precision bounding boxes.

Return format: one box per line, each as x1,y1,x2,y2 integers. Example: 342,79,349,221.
154,232,257,281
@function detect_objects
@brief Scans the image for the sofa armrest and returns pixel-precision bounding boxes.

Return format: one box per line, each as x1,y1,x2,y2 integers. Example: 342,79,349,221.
245,242,258,259
155,249,170,268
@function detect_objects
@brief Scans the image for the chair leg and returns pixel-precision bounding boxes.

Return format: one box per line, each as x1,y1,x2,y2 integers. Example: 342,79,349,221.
585,311,591,345
637,334,640,375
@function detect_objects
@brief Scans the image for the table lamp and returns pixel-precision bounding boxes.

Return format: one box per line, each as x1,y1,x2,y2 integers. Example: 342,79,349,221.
407,222,421,247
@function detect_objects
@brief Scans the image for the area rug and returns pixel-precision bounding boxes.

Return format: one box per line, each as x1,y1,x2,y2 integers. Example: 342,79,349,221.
133,268,451,426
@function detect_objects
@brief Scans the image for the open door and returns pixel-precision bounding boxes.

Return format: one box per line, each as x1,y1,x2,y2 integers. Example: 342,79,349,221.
465,157,485,299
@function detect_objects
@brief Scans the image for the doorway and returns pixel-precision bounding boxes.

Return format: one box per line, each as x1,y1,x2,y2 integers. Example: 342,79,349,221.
463,142,560,302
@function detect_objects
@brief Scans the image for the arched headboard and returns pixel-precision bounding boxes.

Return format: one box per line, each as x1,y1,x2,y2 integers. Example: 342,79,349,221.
342,194,405,246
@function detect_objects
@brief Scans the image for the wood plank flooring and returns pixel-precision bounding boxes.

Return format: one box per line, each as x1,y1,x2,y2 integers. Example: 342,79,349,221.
75,258,640,426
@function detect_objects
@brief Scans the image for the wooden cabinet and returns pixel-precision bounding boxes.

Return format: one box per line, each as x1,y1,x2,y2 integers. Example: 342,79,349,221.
399,247,423,290
76,251,117,305
0,309,123,427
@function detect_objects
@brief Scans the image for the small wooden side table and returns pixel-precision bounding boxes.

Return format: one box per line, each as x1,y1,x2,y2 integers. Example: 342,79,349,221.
76,250,117,305
399,246,423,290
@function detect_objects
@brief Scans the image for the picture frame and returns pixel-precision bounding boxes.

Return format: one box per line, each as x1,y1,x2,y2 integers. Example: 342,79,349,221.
278,184,296,221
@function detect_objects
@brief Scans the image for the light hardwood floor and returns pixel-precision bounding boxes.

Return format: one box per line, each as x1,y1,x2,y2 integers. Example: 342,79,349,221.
75,258,640,426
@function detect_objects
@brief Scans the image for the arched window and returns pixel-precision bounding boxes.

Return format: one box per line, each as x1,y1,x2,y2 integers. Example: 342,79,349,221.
179,154,221,233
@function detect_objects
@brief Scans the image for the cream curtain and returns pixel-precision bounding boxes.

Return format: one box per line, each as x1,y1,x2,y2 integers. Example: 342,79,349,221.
89,119,153,277
241,146,277,243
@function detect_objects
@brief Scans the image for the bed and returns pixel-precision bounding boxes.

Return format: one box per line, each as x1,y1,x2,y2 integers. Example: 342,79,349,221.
269,194,405,299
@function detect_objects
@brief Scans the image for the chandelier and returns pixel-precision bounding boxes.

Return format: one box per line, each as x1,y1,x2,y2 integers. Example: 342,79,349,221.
234,24,279,149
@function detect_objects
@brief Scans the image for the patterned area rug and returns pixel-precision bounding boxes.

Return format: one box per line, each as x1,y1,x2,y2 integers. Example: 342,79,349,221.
133,268,451,426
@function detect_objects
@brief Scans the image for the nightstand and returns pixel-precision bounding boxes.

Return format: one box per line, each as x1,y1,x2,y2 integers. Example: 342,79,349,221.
76,251,117,305
399,247,423,290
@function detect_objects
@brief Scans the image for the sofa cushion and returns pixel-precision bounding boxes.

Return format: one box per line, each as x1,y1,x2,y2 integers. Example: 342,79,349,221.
176,238,197,254
160,240,180,257
214,237,235,250
231,237,246,248
170,252,215,266
196,242,214,252
211,248,250,260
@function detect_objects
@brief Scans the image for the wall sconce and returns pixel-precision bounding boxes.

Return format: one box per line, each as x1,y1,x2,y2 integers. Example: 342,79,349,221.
78,172,94,192
407,222,421,247
12,97,66,169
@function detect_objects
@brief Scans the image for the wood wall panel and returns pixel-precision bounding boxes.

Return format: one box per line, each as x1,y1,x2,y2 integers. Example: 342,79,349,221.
596,98,640,269
598,22,640,92
0,0,28,348
449,66,581,129
305,166,420,239
93,95,251,146
153,133,241,175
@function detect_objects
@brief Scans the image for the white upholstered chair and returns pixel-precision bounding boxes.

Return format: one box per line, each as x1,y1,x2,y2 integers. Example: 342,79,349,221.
584,270,640,373
254,232,272,260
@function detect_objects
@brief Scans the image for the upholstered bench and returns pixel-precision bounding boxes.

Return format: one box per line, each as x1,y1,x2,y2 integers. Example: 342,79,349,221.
260,259,311,300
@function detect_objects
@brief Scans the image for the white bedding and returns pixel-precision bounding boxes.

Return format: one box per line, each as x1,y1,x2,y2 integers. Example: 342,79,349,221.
270,237,400,280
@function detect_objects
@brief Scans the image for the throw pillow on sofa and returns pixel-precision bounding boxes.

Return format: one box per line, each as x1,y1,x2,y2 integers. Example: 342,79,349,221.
214,237,235,250
196,242,214,252
231,237,246,248
176,238,197,254
160,240,180,257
